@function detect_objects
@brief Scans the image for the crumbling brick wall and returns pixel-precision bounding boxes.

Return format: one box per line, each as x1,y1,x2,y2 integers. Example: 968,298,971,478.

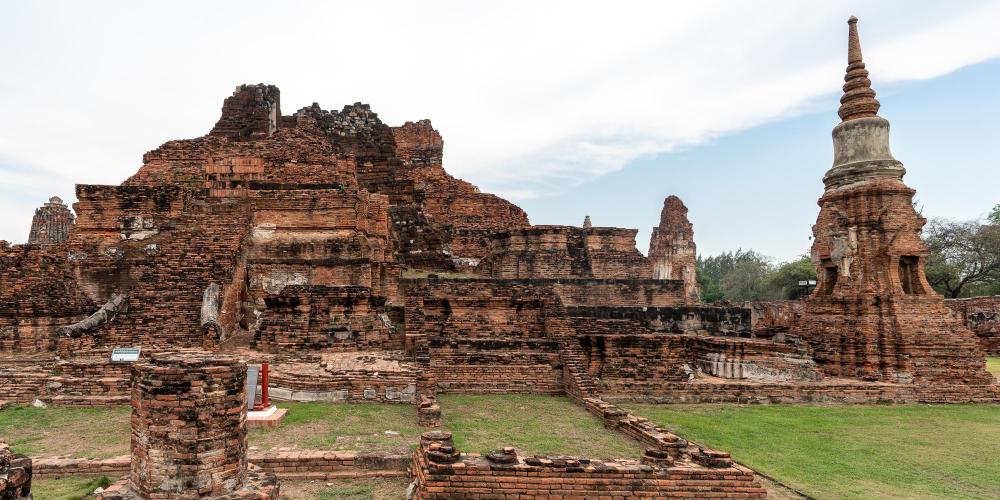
268,353,420,403
0,242,94,354
390,120,529,262
209,83,281,140
477,225,652,279
62,185,251,349
745,300,805,340
402,279,565,394
255,285,392,352
568,306,820,388
551,278,688,306
946,296,1000,355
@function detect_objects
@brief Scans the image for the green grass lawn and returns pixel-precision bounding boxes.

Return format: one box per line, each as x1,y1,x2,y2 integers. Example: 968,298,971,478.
248,402,423,454
440,394,644,459
0,402,422,458
31,476,112,500
0,406,130,458
280,478,410,500
628,403,1000,500
987,357,1000,377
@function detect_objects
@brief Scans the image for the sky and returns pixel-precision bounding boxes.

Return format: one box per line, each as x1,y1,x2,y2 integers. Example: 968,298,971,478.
1,1,999,262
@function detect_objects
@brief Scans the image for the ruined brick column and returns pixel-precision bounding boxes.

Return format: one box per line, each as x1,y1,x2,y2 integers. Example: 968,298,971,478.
209,84,281,139
792,17,993,385
648,195,699,302
27,196,74,245
101,352,278,499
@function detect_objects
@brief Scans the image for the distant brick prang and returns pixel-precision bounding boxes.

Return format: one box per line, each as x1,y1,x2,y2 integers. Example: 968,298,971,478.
99,352,279,499
0,442,32,500
648,195,700,302
27,196,74,245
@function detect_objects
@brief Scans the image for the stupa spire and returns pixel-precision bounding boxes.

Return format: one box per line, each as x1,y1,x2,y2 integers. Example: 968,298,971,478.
837,16,880,122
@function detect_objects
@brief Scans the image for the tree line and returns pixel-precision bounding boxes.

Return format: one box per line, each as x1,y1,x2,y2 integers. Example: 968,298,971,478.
697,204,1000,302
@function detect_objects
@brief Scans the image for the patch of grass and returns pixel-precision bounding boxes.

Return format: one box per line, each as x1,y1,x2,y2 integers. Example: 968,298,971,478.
31,475,112,500
315,480,374,500
627,403,1000,500
0,406,129,458
440,394,644,459
249,402,423,454
280,478,409,499
987,357,1000,377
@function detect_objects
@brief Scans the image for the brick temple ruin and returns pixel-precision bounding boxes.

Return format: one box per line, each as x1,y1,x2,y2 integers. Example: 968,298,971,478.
0,16,997,498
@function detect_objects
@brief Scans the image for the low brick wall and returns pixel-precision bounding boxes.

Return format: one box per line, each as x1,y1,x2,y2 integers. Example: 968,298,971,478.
599,380,1000,404
410,431,765,499
33,451,410,480
580,397,688,457
33,456,130,478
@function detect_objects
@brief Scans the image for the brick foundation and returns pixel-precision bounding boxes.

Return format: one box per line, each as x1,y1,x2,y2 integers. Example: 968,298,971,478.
409,431,765,499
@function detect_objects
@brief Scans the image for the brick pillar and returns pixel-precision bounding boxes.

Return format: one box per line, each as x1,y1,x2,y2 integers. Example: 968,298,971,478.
130,353,247,498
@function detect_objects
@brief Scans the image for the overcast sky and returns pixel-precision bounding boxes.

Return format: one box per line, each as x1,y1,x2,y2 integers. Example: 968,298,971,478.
2,1,999,261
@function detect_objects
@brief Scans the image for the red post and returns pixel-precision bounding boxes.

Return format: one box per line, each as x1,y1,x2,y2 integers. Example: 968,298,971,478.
259,362,270,409
252,362,271,411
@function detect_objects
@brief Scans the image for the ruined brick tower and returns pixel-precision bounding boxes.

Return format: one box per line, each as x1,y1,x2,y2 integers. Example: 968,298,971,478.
648,195,699,302
27,196,74,245
794,17,993,384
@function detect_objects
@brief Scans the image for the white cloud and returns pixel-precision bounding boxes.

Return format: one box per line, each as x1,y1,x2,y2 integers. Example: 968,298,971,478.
1,0,999,241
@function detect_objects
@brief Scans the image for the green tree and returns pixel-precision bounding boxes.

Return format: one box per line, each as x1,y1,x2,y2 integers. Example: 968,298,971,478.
697,249,774,302
924,218,1000,298
766,255,817,299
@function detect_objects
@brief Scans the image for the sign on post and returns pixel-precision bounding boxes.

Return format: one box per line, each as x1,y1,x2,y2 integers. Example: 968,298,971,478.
111,347,141,363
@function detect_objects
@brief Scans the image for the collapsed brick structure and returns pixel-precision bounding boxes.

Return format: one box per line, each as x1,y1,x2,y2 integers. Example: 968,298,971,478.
99,352,279,499
791,17,994,385
0,443,32,500
649,195,700,302
27,196,74,245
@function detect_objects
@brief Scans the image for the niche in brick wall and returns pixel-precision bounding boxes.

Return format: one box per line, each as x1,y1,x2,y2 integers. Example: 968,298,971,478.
820,259,838,295
898,255,924,295
580,336,606,377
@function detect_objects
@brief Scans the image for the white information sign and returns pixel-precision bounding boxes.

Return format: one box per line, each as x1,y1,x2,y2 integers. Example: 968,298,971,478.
246,365,260,410
111,347,141,363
